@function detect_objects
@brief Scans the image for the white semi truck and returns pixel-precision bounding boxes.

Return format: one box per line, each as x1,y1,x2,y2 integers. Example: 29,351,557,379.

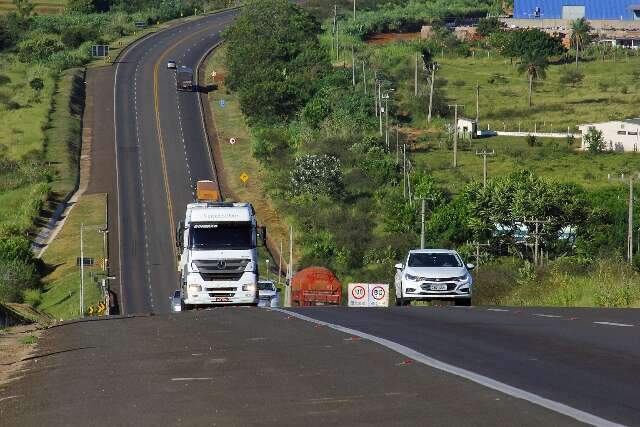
175,181,264,309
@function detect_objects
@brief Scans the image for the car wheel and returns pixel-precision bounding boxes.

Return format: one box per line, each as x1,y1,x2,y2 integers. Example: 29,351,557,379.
455,298,471,307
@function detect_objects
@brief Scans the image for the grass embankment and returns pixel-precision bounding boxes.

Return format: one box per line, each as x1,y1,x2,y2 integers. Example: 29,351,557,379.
205,45,293,272
39,193,107,320
0,0,65,15
0,60,57,234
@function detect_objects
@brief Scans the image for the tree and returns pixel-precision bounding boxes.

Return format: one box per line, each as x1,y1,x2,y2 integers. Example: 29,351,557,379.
290,154,343,197
476,17,501,37
225,0,329,124
493,29,564,64
570,18,592,68
66,0,95,13
518,51,547,108
584,126,606,153
12,0,33,19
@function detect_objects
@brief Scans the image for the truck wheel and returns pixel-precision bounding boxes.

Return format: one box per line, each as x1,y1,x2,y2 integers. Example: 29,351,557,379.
402,299,412,306
455,298,471,307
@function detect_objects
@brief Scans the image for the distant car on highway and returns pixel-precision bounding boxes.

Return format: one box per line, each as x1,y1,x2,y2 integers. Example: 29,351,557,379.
170,290,182,312
257,280,280,307
394,249,474,306
167,60,176,69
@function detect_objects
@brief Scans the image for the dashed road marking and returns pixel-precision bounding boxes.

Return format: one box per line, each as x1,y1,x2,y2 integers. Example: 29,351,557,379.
593,322,634,327
534,314,563,319
487,308,509,312
171,377,212,381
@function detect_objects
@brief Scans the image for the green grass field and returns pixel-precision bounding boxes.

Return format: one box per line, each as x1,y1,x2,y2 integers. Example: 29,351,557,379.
0,0,65,14
412,134,640,193
39,193,107,320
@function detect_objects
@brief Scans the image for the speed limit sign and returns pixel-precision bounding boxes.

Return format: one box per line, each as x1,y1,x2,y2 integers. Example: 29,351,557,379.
348,284,367,307
368,285,389,307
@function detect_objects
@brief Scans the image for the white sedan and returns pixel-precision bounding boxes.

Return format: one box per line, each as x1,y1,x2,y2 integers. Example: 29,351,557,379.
394,249,474,306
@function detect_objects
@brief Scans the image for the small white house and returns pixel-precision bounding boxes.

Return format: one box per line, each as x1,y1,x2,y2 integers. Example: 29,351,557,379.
578,119,640,152
457,117,477,140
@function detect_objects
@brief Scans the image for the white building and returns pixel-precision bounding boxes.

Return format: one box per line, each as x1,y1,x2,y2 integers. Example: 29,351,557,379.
457,117,478,140
578,119,640,152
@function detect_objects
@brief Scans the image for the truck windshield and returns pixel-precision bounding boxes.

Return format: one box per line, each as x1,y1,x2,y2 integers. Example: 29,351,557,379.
408,253,462,268
189,222,254,250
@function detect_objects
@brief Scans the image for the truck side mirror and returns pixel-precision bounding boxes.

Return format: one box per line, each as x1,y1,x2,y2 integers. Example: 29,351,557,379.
176,221,184,249
257,226,267,246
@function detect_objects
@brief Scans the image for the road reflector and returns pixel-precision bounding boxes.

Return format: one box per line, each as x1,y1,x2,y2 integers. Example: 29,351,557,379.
240,173,249,183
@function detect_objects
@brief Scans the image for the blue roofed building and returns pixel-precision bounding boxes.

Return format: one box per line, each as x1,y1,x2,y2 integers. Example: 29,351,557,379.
514,1,640,21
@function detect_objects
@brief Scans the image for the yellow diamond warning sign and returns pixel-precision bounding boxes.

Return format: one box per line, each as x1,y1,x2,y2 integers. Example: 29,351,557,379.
240,173,249,183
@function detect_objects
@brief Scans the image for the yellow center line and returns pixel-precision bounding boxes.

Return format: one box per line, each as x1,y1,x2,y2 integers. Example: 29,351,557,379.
152,24,224,261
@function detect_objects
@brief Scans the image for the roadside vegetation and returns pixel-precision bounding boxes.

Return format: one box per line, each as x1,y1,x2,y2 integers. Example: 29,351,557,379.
215,0,640,307
0,0,239,314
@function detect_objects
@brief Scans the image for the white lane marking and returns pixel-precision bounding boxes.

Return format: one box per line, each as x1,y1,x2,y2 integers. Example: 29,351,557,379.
534,314,562,318
272,308,625,427
0,395,20,402
487,308,509,312
171,377,213,381
593,322,634,327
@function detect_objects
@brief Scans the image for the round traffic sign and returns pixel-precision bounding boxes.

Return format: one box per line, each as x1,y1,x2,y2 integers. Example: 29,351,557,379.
371,285,386,300
229,138,236,145
351,285,366,300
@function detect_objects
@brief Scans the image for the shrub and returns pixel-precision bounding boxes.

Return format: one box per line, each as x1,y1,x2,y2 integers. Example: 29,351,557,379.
0,258,39,303
290,154,343,197
29,77,44,91
23,288,42,307
526,134,539,147
61,25,99,49
17,34,65,63
584,126,606,153
558,68,584,87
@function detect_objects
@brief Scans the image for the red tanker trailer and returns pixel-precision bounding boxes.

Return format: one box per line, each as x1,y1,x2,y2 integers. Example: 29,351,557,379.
291,267,342,306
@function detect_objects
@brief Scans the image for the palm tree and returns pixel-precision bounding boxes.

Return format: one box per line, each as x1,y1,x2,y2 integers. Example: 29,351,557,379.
518,52,547,108
570,18,592,68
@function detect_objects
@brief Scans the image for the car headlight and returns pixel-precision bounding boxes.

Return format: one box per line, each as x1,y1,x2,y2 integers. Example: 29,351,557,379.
243,284,256,292
457,274,471,283
188,284,202,292
405,273,420,282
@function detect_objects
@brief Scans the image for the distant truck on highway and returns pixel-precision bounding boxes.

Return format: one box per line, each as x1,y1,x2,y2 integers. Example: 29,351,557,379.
176,66,194,91
291,267,342,306
175,180,265,309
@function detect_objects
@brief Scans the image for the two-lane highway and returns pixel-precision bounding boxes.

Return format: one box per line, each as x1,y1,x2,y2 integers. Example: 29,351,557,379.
114,11,235,315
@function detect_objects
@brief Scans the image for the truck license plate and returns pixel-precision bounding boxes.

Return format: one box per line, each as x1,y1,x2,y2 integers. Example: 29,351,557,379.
213,297,230,302
429,284,447,291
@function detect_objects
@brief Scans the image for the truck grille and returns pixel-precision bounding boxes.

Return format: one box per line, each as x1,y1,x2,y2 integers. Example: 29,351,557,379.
208,292,235,297
193,259,249,282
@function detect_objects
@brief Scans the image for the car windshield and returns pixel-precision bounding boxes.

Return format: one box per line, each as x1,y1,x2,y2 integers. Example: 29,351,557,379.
408,253,462,268
189,222,254,250
258,282,274,291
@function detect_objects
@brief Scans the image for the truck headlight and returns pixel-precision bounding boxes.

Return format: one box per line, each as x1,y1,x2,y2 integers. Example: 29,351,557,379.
243,284,256,292
188,284,202,292
190,262,199,272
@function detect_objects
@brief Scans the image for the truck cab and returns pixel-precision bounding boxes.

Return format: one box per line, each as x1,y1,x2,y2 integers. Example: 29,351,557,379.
176,66,194,91
176,181,264,308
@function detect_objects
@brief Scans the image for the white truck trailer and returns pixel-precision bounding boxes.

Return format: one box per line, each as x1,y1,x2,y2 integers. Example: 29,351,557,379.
176,181,264,308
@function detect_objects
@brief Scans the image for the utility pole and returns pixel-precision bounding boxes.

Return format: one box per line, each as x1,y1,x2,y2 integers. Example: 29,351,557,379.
353,0,356,20
420,199,426,249
351,46,356,87
475,81,480,124
378,82,383,136
383,92,390,151
526,217,552,266
468,240,490,269
629,176,634,264
403,144,407,199
396,127,400,164
362,62,367,95
448,104,464,168
80,223,84,317
475,148,495,187
278,239,283,286
414,52,419,97
427,63,437,124
332,4,337,61
336,21,340,62
286,226,293,307
374,72,378,117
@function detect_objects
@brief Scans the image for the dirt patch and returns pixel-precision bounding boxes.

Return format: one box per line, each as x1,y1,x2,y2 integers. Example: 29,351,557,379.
366,32,421,45
0,324,43,387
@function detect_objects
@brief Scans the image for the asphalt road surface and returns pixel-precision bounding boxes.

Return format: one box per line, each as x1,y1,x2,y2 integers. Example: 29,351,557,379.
113,10,236,315
0,308,591,426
